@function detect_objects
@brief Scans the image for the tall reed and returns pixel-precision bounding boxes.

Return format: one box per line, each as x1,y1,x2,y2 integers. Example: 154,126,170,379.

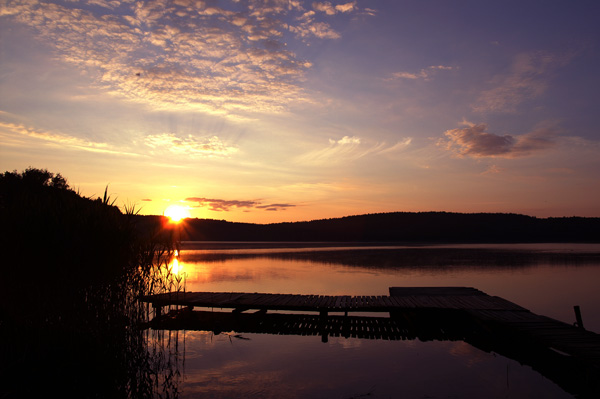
0,168,183,398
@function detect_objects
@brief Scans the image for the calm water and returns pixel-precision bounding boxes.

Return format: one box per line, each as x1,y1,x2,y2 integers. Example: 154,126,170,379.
149,243,600,398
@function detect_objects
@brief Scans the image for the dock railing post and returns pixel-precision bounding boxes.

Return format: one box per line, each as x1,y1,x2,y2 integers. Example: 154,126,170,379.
319,310,328,343
153,303,162,318
573,305,584,329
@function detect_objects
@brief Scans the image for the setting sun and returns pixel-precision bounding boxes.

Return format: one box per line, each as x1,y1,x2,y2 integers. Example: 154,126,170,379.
164,205,190,223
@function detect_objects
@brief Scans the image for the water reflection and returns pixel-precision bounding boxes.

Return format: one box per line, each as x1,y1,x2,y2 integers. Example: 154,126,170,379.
147,307,599,398
149,323,575,399
144,243,600,398
145,329,185,398
179,243,600,268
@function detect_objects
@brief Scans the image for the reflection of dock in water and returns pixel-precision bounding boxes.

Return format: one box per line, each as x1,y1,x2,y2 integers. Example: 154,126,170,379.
145,307,472,342
141,287,600,398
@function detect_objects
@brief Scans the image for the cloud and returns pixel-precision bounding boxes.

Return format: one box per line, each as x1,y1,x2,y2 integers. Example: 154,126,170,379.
289,1,365,40
144,133,238,158
312,2,356,15
378,138,413,154
185,197,295,212
0,119,236,159
390,65,454,81
306,21,341,39
335,2,357,13
288,19,341,40
255,203,296,211
1,0,366,117
473,51,573,113
298,135,412,165
362,8,377,17
330,135,361,145
0,120,139,156
313,2,337,15
440,122,557,158
186,198,257,212
86,0,120,10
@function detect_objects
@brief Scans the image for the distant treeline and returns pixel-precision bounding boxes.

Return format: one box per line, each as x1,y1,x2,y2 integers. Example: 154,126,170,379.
152,212,600,243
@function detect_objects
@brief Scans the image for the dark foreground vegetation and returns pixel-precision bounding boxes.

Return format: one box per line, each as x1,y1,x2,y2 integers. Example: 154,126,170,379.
0,168,179,398
148,211,600,243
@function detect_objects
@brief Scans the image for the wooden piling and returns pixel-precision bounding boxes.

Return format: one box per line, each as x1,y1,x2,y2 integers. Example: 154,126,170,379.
574,305,585,329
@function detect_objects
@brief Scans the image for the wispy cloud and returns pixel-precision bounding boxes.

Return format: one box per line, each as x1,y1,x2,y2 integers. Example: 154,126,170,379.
439,121,557,158
0,120,139,156
144,133,238,158
0,118,236,159
1,0,368,117
378,138,413,154
473,51,572,113
298,135,412,165
185,197,295,212
390,65,454,81
362,8,377,17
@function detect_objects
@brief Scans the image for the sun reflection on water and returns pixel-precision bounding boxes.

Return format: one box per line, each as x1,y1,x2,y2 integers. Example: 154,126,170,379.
152,250,188,292
170,256,182,275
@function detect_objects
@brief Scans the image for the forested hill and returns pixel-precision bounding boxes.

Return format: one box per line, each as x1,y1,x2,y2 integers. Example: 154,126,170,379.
150,212,600,243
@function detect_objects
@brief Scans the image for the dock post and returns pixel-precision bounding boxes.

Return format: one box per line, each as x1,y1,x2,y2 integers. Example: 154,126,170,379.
319,310,328,343
574,305,585,329
153,303,162,317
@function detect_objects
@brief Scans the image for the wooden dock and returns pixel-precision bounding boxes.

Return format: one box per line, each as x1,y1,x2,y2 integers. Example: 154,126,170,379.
141,286,525,315
140,287,600,398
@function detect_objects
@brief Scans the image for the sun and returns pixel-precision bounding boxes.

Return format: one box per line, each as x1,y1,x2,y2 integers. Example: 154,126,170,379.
164,205,190,223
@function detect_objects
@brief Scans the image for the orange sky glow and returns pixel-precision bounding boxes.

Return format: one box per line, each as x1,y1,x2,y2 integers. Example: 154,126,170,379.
1,1,600,223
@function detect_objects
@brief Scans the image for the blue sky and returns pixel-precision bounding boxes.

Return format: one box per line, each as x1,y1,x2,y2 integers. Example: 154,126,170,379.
1,0,600,222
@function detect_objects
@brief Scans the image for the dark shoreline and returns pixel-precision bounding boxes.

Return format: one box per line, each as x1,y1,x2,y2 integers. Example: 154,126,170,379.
152,211,600,243
180,240,600,250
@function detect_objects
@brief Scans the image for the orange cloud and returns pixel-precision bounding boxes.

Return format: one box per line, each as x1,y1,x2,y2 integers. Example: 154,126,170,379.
2,0,365,117
312,2,356,15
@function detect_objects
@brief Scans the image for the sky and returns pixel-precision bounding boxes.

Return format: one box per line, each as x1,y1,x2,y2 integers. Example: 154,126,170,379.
1,0,600,223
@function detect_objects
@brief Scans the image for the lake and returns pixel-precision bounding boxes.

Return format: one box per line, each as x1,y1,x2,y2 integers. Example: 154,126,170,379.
147,243,600,398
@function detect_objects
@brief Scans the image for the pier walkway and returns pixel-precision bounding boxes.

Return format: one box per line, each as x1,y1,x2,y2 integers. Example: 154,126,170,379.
140,287,600,398
141,286,525,315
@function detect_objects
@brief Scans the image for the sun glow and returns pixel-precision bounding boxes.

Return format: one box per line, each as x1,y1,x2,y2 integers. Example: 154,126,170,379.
164,204,190,223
